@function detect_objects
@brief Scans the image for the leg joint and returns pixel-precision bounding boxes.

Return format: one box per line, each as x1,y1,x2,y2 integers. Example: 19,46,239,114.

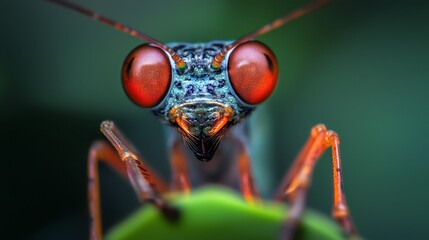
325,130,340,145
100,120,114,130
310,124,327,137
121,151,139,162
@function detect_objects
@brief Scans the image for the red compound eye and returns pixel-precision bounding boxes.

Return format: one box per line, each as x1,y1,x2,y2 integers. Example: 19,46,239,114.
122,44,172,108
227,41,278,105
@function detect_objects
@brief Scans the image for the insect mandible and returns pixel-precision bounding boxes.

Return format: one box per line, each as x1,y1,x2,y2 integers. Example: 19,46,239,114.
48,0,359,239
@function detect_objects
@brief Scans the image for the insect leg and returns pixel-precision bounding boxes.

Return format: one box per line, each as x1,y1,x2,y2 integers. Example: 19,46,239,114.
87,121,178,240
88,141,116,240
168,134,191,193
275,124,358,239
275,124,325,202
237,146,260,202
231,126,260,202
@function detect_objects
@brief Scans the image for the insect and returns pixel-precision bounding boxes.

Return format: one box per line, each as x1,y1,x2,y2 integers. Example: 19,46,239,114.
49,0,359,239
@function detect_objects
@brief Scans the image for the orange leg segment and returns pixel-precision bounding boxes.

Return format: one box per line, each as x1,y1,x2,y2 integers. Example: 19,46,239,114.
230,130,260,203
276,124,358,239
169,137,191,194
87,121,177,240
237,148,260,203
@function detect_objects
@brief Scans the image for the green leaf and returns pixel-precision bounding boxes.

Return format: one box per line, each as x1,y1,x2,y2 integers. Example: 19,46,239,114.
107,186,345,240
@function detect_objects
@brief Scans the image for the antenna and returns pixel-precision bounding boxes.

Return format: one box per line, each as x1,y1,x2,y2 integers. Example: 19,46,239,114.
47,0,186,70
211,0,332,69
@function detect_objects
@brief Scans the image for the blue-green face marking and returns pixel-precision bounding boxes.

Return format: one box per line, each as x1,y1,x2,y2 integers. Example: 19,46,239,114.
153,41,254,122
151,41,255,161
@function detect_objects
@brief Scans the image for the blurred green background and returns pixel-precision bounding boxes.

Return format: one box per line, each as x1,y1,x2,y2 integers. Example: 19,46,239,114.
2,0,428,239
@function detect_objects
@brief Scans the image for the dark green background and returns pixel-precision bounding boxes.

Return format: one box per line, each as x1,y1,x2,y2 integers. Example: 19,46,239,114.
2,0,428,239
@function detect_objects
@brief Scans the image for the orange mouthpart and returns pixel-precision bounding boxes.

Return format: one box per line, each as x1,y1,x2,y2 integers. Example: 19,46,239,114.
175,117,193,136
208,116,229,136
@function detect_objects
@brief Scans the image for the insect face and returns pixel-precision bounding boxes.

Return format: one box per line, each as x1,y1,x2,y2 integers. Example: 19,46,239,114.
121,41,278,161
